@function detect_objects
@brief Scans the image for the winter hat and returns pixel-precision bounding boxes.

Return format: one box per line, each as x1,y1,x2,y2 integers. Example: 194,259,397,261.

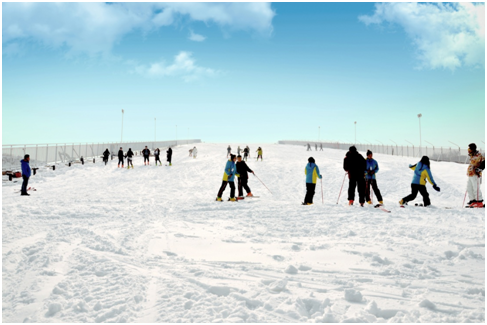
349,146,357,152
366,150,372,156
469,143,477,151
420,156,430,168
308,157,315,163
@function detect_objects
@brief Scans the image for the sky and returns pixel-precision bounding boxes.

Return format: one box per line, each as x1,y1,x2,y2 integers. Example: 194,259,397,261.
2,2,485,148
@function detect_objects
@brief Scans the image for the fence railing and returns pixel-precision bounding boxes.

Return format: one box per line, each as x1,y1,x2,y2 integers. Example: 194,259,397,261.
278,140,484,164
2,139,201,171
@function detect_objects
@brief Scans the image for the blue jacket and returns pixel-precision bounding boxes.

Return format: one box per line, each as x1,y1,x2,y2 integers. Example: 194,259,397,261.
222,159,239,182
365,158,379,180
410,162,436,186
305,163,322,184
21,159,31,177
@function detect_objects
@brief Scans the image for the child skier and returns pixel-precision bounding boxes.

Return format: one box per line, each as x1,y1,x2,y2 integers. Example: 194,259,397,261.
166,147,173,166
117,147,124,168
236,155,254,198
256,147,263,161
399,156,440,207
365,150,383,205
343,146,366,206
303,157,322,205
466,143,485,207
154,148,162,166
216,154,239,202
125,148,134,169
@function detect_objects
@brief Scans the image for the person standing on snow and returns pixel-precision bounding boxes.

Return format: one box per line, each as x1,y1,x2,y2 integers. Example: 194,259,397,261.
315,143,318,151
142,146,151,165
343,146,366,206
103,148,110,166
216,154,239,202
303,157,322,205
365,150,383,205
399,156,440,207
154,148,162,166
466,143,485,207
166,147,173,166
243,147,249,161
320,143,323,151
236,155,254,198
237,146,241,155
192,147,198,159
246,145,251,158
20,154,31,196
125,148,134,169
227,145,232,158
189,148,193,157
256,147,263,161
117,147,124,168
307,143,311,151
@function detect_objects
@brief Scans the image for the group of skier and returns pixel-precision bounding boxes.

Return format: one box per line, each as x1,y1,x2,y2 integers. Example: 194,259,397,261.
307,143,324,151
102,146,176,168
216,153,255,201
227,145,263,161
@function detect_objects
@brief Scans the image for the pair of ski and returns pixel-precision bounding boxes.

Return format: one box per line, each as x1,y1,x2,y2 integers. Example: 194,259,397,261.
15,187,36,193
236,196,259,200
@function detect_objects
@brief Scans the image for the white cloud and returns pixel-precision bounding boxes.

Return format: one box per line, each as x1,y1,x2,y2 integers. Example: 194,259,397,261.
3,2,275,57
132,51,219,82
359,3,485,70
188,30,206,42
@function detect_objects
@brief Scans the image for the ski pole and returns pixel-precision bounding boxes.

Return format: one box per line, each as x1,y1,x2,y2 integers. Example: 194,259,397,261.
462,189,467,208
321,178,324,204
253,173,272,195
337,173,347,204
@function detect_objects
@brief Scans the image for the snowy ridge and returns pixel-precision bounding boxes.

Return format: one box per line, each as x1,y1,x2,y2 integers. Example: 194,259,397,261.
2,143,485,322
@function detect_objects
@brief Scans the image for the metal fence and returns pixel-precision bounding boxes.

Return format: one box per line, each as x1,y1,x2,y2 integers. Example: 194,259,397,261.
278,140,484,164
2,139,201,171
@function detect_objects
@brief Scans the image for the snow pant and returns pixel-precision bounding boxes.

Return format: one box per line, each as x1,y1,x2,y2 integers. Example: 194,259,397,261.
402,184,430,206
118,158,124,167
307,147,311,151
155,155,161,165
304,183,316,204
467,175,483,202
217,180,235,198
127,158,133,167
103,157,108,165
238,177,251,197
167,156,172,164
193,154,197,158
257,155,262,160
143,155,150,164
320,147,323,151
21,176,29,194
348,175,366,204
365,179,383,202
243,153,248,161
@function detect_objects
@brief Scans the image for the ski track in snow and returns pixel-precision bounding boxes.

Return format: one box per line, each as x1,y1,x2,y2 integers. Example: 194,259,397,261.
2,143,485,322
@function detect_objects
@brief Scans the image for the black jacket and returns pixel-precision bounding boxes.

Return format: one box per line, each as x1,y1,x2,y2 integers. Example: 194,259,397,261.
343,151,366,177
118,150,124,159
236,161,253,179
103,149,110,158
154,149,160,156
167,148,172,158
142,148,150,156
125,149,134,158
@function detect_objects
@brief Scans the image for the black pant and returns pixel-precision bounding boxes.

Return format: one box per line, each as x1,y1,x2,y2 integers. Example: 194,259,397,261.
155,155,161,164
127,158,133,166
365,179,383,202
103,157,108,165
21,176,29,194
402,184,430,206
167,156,172,164
304,183,316,204
348,175,366,204
144,156,150,163
217,181,235,198
238,177,251,197
118,158,124,166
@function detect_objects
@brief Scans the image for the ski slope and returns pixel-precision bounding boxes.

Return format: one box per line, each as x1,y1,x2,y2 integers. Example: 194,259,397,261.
2,143,485,323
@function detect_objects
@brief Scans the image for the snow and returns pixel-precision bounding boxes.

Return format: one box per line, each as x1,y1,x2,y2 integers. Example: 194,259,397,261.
2,143,485,322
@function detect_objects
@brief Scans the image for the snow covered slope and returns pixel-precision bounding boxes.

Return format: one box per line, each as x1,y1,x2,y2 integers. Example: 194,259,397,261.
2,143,485,322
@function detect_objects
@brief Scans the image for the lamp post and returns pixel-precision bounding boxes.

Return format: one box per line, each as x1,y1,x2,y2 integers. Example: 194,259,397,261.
354,121,357,144
390,139,398,156
425,140,435,158
121,109,124,143
448,140,461,162
418,113,422,156
405,140,415,157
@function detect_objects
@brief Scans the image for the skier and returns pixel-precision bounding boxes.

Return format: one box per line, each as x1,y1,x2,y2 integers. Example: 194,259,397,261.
142,146,151,165
227,145,232,158
103,148,110,165
320,143,323,151
20,154,31,196
192,147,198,159
466,143,485,207
154,148,162,166
166,147,173,166
236,155,254,198
216,154,239,202
256,147,263,161
243,147,249,161
246,145,251,158
315,143,318,151
307,143,311,151
237,146,241,155
343,146,366,206
365,150,383,205
125,148,134,169
399,156,440,207
117,147,124,168
303,157,322,205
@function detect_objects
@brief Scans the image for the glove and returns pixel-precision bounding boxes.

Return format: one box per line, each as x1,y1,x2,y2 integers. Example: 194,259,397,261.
236,174,240,178
475,168,482,175
367,170,375,176
433,185,440,192
319,175,322,179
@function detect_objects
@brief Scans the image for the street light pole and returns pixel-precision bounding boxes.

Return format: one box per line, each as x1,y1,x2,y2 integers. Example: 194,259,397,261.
405,140,415,157
418,113,422,156
121,109,124,143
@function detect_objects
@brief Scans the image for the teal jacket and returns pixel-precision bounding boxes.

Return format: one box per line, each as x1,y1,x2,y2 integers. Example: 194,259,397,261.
365,158,379,180
305,163,322,184
410,162,436,186
222,160,239,182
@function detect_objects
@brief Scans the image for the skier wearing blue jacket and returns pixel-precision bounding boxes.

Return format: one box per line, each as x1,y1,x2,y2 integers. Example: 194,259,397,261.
216,154,240,202
20,154,31,196
399,156,440,207
365,150,383,205
303,157,322,205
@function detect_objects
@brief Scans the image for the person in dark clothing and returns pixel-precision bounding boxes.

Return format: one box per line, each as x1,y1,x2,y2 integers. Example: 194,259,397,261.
103,149,110,165
117,147,124,168
125,148,134,169
365,150,383,205
20,154,31,196
142,146,151,165
154,148,162,166
399,156,440,207
243,147,249,161
216,154,239,201
303,157,322,205
236,155,254,197
343,146,366,206
166,147,173,166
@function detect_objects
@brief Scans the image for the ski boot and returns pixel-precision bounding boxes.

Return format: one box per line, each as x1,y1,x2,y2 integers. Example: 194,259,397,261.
379,201,383,205
228,197,237,202
216,197,223,202
348,200,353,206
399,199,404,205
360,203,364,207
246,192,253,197
367,201,372,205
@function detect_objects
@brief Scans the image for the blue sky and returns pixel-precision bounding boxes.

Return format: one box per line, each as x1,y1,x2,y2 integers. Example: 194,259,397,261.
2,2,485,148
